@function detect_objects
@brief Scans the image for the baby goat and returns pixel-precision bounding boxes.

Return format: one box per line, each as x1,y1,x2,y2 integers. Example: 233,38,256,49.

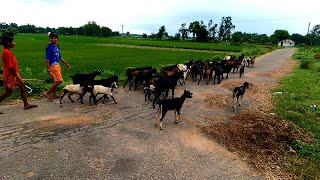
90,84,117,105
232,82,251,111
156,90,193,130
144,84,157,101
60,84,82,104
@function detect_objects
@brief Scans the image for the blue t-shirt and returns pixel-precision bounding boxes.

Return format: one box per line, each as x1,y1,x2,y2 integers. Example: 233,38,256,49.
46,43,62,65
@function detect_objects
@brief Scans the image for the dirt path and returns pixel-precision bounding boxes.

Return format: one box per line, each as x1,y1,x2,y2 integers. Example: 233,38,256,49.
0,48,296,179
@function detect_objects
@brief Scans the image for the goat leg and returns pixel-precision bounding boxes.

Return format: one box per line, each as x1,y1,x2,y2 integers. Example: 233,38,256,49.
111,95,117,104
60,92,67,104
68,94,74,103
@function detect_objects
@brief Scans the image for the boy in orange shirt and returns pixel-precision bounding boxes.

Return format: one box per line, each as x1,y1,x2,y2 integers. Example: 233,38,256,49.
0,34,38,110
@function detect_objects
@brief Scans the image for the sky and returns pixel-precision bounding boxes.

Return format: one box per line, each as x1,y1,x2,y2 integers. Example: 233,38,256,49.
1,0,319,36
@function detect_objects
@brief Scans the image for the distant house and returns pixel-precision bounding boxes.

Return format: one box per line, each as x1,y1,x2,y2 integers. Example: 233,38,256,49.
278,39,295,47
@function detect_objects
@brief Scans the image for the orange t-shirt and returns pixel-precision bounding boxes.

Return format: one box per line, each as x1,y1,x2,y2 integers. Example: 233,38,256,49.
1,49,19,77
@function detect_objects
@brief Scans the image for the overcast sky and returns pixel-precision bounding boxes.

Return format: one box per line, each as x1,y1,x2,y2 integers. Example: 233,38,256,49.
1,0,319,36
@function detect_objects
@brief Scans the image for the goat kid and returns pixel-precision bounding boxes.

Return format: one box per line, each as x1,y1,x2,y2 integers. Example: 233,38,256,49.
156,90,193,130
60,84,83,104
232,82,252,111
90,85,117,105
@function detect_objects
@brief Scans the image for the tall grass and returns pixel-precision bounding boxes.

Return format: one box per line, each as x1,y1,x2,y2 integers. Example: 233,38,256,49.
274,47,320,179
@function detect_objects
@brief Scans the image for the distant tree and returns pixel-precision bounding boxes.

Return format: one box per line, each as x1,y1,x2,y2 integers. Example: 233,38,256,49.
271,29,290,44
218,16,235,41
149,33,157,38
309,25,320,45
291,33,305,45
174,33,181,40
208,20,218,41
112,31,120,36
57,27,67,35
9,23,18,28
126,31,130,36
82,21,100,36
179,23,188,40
231,31,243,42
142,33,148,38
0,22,9,30
311,24,320,37
18,24,36,33
157,25,168,40
100,26,112,37
188,21,208,42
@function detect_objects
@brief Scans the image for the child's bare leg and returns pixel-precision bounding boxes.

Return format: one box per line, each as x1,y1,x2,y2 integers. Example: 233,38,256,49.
45,81,62,98
0,88,13,102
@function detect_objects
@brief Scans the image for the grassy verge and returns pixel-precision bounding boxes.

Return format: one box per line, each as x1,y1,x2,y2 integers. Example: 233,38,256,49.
273,47,320,179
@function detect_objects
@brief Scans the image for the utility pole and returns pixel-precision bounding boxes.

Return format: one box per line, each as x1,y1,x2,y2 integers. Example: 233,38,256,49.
304,22,311,50
121,25,124,36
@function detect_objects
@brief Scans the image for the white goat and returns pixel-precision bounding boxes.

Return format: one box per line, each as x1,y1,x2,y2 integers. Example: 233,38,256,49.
91,85,117,104
60,84,83,104
177,64,187,72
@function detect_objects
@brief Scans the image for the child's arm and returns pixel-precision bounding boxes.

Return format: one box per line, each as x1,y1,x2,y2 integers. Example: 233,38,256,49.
60,58,71,69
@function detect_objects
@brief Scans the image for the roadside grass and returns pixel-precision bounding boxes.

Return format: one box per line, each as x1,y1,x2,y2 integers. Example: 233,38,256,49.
273,47,320,179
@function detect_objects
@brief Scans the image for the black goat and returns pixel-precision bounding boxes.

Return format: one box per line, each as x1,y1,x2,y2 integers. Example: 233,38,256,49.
129,68,157,90
156,90,193,130
211,63,224,84
152,72,182,108
94,75,118,87
123,66,153,88
232,82,251,111
70,69,102,104
239,64,245,78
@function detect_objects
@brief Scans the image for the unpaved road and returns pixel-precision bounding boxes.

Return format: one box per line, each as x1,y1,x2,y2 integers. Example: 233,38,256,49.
0,48,296,179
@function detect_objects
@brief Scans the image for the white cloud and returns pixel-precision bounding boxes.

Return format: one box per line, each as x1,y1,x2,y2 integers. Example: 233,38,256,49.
1,0,319,35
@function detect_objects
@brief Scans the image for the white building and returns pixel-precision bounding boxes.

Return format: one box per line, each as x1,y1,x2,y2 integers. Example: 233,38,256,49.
278,39,295,47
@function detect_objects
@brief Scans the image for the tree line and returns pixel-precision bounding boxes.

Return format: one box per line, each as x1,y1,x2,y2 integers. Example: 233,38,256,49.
1,18,320,45
0,21,120,37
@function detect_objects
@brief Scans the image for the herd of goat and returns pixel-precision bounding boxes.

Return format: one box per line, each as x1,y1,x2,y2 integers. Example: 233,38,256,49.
0,54,255,130
57,54,255,129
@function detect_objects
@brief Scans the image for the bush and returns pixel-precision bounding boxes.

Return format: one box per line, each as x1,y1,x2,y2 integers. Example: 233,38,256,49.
300,60,314,69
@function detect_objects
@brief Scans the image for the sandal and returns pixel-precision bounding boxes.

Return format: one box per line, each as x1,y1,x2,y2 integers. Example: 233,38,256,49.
24,104,38,110
43,93,53,101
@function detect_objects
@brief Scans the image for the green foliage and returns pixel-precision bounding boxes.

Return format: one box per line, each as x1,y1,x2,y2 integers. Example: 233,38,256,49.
271,29,290,44
274,47,320,178
157,26,167,40
218,16,235,41
300,60,314,69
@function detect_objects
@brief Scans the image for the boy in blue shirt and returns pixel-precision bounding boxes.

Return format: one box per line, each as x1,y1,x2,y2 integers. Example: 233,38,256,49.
44,32,71,100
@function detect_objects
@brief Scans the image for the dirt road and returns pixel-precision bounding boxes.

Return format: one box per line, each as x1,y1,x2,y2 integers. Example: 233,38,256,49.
0,48,296,179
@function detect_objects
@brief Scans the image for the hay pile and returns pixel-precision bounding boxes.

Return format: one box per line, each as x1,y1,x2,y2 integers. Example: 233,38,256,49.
202,109,304,178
